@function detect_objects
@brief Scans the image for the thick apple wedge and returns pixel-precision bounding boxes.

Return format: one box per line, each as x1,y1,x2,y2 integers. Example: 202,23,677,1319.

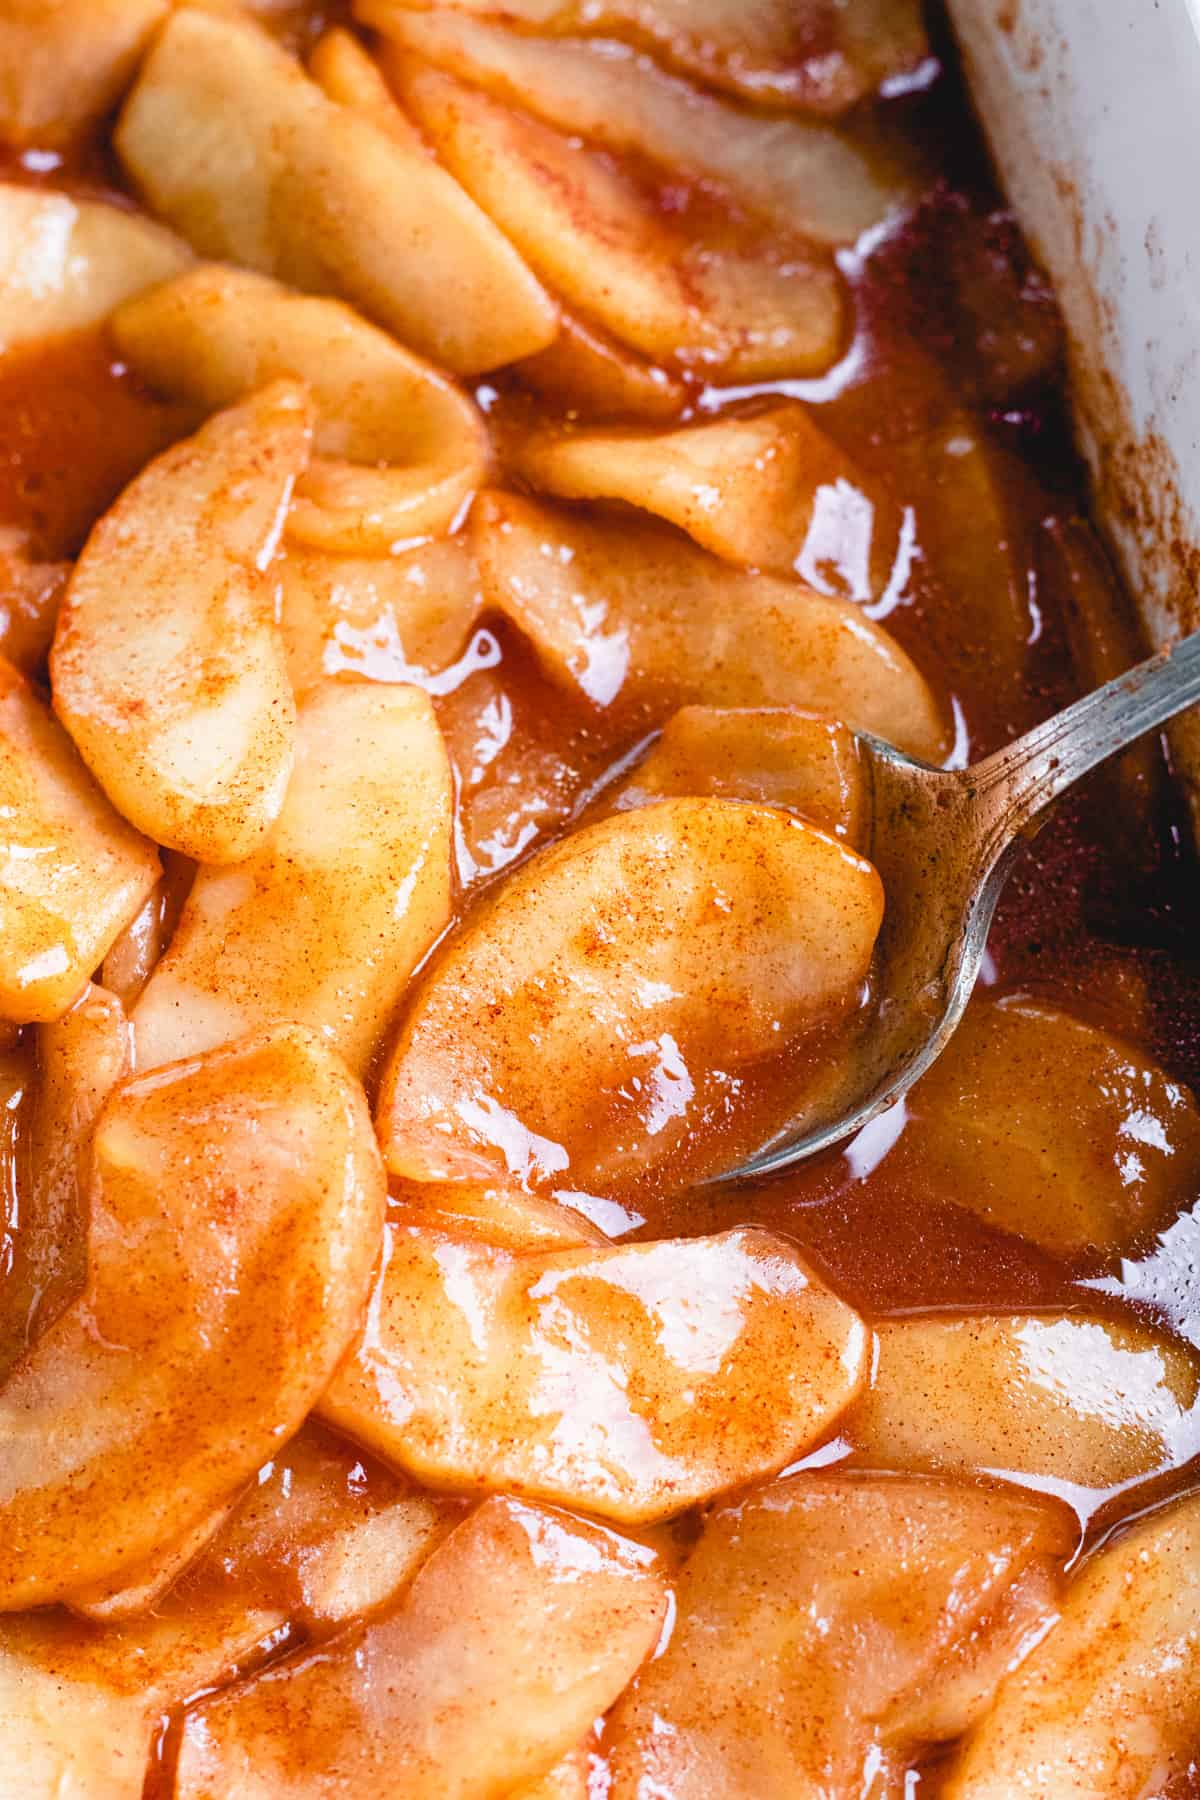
360,0,928,116
898,994,1200,1256
372,12,909,247
113,265,489,555
175,1495,667,1799
0,986,130,1381
607,1472,1072,1797
606,707,866,844
378,797,883,1191
0,660,159,1022
0,1025,385,1608
0,184,190,353
513,401,907,595
473,492,948,760
321,1215,868,1519
132,682,452,1075
0,1426,446,1799
52,381,310,864
515,310,687,422
278,540,483,697
100,851,193,1010
114,7,557,373
394,62,845,381
945,1493,1200,1798
850,1312,1198,1496
0,0,167,147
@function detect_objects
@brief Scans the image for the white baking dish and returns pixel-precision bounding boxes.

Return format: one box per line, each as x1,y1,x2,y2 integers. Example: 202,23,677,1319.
947,0,1200,816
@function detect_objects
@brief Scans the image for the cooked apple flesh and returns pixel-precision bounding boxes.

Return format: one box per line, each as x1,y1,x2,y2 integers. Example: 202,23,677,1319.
394,58,845,381
52,381,310,864
0,1,168,147
944,1492,1200,1799
899,993,1200,1256
0,1025,385,1608
513,399,908,596
360,0,928,115
175,1495,667,1799
322,1212,869,1520
0,184,190,353
473,491,948,760
850,1311,1199,1496
132,681,453,1076
606,706,866,844
113,264,490,556
115,6,558,373
378,796,883,1192
0,659,159,1022
607,1472,1073,1796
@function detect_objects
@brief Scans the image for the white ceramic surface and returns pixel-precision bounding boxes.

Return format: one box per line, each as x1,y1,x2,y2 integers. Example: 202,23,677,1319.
947,0,1200,818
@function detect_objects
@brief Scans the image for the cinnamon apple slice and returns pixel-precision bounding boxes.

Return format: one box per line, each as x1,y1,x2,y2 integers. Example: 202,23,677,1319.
394,61,844,381
607,1472,1072,1796
0,660,159,1022
606,707,866,844
52,381,310,864
277,539,483,697
372,11,910,244
850,1312,1198,1494
0,1024,385,1608
321,1213,868,1519
0,1,168,147
133,682,452,1076
115,6,557,373
473,491,947,760
113,265,489,556
174,1496,666,1799
0,184,189,352
945,1492,1200,1799
378,797,883,1192
513,400,906,594
359,0,927,116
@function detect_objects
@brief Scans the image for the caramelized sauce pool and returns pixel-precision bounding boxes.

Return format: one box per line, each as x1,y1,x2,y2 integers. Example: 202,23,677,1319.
5,15,1200,1791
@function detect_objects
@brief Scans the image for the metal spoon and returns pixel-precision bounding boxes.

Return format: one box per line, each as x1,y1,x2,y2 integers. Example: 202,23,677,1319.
730,628,1200,1182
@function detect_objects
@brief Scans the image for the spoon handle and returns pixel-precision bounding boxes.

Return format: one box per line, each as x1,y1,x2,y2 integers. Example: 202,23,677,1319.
969,627,1200,838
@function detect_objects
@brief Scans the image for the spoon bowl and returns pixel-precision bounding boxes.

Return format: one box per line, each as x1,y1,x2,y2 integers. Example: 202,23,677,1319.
730,628,1200,1182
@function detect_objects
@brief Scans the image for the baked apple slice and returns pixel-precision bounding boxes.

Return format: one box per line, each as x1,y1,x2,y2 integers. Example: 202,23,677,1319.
0,183,189,352
606,707,866,844
0,986,129,1381
0,660,159,1022
378,796,883,1191
321,1213,868,1519
174,1495,666,1798
607,1471,1072,1796
394,61,844,381
360,0,928,115
0,0,167,146
115,6,557,373
0,1426,444,1797
899,993,1200,1257
0,1024,385,1608
133,682,453,1076
373,12,909,245
113,265,489,555
52,381,310,864
278,538,483,697
945,1492,1200,1798
515,310,687,422
513,400,907,594
851,1311,1198,1495
473,491,948,760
